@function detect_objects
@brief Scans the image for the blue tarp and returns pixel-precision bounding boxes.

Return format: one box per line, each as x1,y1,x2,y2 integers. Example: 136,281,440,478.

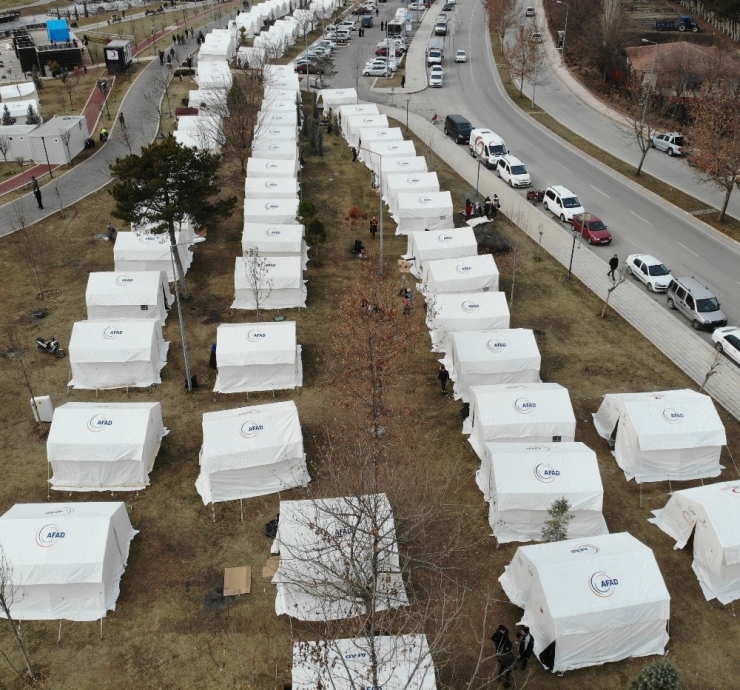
47,19,70,43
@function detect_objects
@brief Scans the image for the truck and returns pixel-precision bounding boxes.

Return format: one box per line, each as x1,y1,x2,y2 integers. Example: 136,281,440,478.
426,36,444,56
651,132,688,157
654,15,700,32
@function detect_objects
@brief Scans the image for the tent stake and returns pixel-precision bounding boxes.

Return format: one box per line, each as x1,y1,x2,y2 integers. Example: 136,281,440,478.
211,504,215,523
240,499,243,522
57,620,62,644
639,483,642,508
100,617,103,640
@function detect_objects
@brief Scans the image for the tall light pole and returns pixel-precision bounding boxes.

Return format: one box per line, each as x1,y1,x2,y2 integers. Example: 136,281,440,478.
169,241,194,391
640,38,659,123
360,146,385,277
555,0,568,63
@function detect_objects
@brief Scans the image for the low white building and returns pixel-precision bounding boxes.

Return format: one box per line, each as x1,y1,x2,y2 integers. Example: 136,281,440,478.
0,123,38,162
29,115,88,165
387,172,440,220
247,156,299,178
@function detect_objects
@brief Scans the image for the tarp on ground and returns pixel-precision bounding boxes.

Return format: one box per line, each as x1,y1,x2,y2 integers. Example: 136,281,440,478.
419,254,499,298
465,383,576,460
68,320,169,390
271,494,408,620
244,176,299,200
650,481,740,604
113,232,193,283
86,271,171,326
47,402,168,492
232,256,306,310
477,442,607,544
212,321,302,393
441,329,541,402
426,291,510,352
242,223,308,268
0,502,137,621
592,390,726,483
196,400,310,504
243,198,299,225
499,533,670,673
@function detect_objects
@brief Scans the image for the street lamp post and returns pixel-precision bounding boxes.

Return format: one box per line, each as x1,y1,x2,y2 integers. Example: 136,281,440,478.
555,0,569,63
169,241,194,391
361,146,385,276
567,226,579,280
405,98,410,132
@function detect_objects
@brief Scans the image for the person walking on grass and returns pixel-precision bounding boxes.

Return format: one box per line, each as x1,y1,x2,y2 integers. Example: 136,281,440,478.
608,253,619,281
491,625,515,689
351,146,358,162
438,365,449,394
516,626,534,671
401,74,405,88
31,176,43,209
370,216,378,239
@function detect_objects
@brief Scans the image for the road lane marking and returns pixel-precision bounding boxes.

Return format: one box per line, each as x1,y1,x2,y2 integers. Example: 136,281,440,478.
557,162,572,173
589,184,609,198
629,210,653,226
677,242,700,258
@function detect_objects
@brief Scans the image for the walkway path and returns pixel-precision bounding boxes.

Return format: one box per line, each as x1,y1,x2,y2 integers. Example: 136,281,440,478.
379,103,740,421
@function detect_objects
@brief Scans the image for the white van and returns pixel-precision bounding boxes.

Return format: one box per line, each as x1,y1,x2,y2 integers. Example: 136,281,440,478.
543,185,585,222
468,128,508,168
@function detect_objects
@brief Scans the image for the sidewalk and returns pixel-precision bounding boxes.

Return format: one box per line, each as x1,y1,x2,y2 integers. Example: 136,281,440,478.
379,102,740,422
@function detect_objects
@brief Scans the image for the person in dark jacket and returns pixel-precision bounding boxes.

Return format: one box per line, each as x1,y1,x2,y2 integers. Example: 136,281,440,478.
491,625,514,688
438,365,449,393
608,253,619,280
517,626,534,670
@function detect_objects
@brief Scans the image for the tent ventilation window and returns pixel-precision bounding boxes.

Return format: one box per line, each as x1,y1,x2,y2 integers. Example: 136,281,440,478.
552,436,562,442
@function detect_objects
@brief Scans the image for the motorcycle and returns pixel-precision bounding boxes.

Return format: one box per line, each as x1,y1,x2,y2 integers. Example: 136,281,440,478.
36,335,66,358
526,189,545,204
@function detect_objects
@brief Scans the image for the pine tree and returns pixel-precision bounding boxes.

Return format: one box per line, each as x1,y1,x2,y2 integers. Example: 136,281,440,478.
631,658,681,690
2,105,16,126
541,497,573,542
305,217,326,256
25,105,41,125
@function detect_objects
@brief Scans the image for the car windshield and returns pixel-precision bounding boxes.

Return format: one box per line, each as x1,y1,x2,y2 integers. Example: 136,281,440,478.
510,165,528,175
697,297,720,313
562,196,581,208
458,123,472,131
587,220,607,231
489,145,506,155
648,264,670,276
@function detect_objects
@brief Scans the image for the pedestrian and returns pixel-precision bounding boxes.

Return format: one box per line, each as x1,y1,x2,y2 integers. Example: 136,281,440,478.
464,198,472,219
484,195,492,219
491,625,515,689
351,146,358,162
380,20,383,30
118,112,125,128
608,253,619,280
474,201,483,217
403,295,411,316
375,7,379,15
492,194,500,220
106,222,117,241
31,177,43,209
159,49,165,65
401,74,405,88
516,626,534,671
438,365,449,393
370,216,378,239
172,34,176,44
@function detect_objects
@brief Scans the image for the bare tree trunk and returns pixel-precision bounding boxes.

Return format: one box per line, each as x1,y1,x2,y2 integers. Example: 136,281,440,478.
168,224,190,299
719,184,733,221
636,145,649,176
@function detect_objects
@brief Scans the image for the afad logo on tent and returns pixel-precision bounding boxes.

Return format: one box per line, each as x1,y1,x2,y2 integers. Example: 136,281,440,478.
396,160,411,168
362,117,375,123
662,408,685,424
533,463,560,483
239,420,264,439
115,275,135,286
589,571,618,597
682,505,698,526
406,175,421,186
720,485,740,495
268,144,281,151
266,162,279,169
246,329,268,342
265,202,281,211
570,543,600,555
461,300,480,313
513,397,536,414
45,507,74,516
418,195,433,205
486,339,507,353
35,523,66,548
87,414,114,432
266,227,282,237
437,232,454,244
456,262,473,275
103,326,124,340
264,181,279,189
526,445,550,452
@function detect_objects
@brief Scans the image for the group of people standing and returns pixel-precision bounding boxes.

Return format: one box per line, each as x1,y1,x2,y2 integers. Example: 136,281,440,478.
491,624,534,688
464,195,500,220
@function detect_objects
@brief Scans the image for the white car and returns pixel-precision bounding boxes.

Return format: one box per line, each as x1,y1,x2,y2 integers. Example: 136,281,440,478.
625,254,673,292
712,326,740,366
455,50,467,63
429,72,443,88
365,60,397,73
363,64,392,77
525,6,535,16
338,20,357,31
429,65,443,77
496,155,531,188
317,39,336,51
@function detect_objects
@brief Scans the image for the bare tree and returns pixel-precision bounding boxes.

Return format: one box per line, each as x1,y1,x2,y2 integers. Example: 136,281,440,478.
505,24,534,98
528,22,550,107
583,0,633,82
508,239,525,304
350,42,364,92
10,205,44,298
601,266,627,317
699,350,724,394
484,0,521,47
0,135,10,163
14,155,25,175
64,78,76,108
59,128,72,163
0,545,36,682
3,327,42,428
242,248,274,321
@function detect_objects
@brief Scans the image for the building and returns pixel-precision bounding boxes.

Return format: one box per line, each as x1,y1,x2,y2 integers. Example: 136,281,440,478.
29,115,88,165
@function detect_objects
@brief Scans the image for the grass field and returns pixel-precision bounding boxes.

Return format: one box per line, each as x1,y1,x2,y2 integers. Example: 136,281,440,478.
0,93,738,690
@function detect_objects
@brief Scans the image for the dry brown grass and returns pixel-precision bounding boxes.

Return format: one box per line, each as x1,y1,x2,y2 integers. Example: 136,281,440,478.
0,98,738,690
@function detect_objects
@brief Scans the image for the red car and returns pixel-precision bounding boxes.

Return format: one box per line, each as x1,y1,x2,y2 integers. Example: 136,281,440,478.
375,47,404,57
352,5,373,13
294,61,324,74
571,213,612,245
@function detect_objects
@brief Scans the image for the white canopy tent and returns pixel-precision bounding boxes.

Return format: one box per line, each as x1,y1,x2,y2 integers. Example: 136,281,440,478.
85,271,171,325
131,216,200,246
403,227,475,279
0,81,37,102
441,329,541,402
243,198,299,225
273,20,297,45
263,73,301,91
68,320,169,390
259,109,299,131
465,383,577,461
188,88,225,110
395,191,454,235
244,176,299,200
263,88,300,104
477,442,607,543
344,114,389,149
196,61,232,90
592,390,726,483
232,255,306,310
0,502,137,621
499,533,670,673
196,401,310,505
271,494,408,620
242,223,308,267
254,125,297,143
426,292,510,352
173,129,222,152
199,29,236,61
212,321,302,393
113,232,193,283
247,156,299,178
387,172,440,219
650,481,740,604
356,127,404,160
316,87,358,111
419,255,499,298
47,403,168,492
292,635,437,690
381,156,429,199
337,103,380,130
251,138,298,161
234,10,262,37
362,140,417,178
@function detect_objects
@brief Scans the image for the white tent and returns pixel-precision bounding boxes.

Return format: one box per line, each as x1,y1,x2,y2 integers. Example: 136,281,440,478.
254,125,297,143
403,227,475,279
337,103,380,130
258,108,299,131
86,271,171,325
68,320,169,390
131,216,200,246
649,481,740,604
426,292,510,352
356,127,404,160
188,88,225,110
592,390,726,483
264,64,295,79
271,494,408,620
1,98,41,122
419,255,499,298
247,156,299,178
387,172,440,219
243,198,299,225
263,73,301,91
0,502,137,621
362,140,417,178
477,442,607,543
232,256,306,310
263,88,300,104
234,10,262,38
196,61,232,89
244,176,299,200
47,403,168,492
317,87,358,111
212,321,302,393
499,533,670,673
465,383,576,461
292,635,437,690
251,138,298,161
196,401,310,504
344,114,389,149
395,191,454,235
242,223,308,267
441,329,540,402
199,29,236,61
381,156,429,199
113,232,193,283
0,81,37,102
